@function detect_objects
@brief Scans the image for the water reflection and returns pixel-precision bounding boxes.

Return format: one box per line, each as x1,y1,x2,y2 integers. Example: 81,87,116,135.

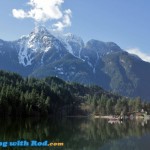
0,117,150,150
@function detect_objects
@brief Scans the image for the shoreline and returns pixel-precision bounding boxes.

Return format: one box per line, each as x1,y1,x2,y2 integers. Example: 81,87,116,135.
94,115,150,120
94,115,114,119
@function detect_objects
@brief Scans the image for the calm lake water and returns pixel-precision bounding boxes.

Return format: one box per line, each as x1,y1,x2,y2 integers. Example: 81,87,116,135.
0,117,150,150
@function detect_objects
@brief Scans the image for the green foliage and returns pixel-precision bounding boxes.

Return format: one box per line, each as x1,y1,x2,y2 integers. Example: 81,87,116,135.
0,70,75,117
0,70,149,117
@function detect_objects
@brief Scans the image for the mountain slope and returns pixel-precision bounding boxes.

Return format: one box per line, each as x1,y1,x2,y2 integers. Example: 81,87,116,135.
0,26,150,100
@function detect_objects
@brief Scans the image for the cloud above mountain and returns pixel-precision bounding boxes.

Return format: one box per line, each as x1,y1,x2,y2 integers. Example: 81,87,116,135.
12,0,72,31
53,9,72,31
126,48,150,62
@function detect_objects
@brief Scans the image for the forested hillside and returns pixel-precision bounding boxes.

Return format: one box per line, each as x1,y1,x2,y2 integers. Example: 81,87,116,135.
1,27,150,100
0,70,150,117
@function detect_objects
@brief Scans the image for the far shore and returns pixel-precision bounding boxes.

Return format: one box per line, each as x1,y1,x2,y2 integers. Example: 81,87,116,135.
94,115,150,120
94,115,114,119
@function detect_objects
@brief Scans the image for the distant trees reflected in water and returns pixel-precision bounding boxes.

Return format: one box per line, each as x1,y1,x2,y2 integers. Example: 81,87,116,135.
0,118,150,150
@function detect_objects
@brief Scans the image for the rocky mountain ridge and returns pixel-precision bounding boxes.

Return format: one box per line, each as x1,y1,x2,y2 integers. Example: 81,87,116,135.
1,26,150,101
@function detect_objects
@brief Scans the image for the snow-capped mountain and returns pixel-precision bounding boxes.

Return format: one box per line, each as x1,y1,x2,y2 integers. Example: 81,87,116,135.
62,33,84,58
13,26,122,68
80,40,122,73
1,26,150,101
16,26,68,66
13,26,86,67
54,32,84,58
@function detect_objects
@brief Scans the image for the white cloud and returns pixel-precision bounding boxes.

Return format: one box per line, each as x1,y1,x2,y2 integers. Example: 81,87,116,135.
126,48,150,63
12,9,28,18
12,0,72,31
53,9,72,31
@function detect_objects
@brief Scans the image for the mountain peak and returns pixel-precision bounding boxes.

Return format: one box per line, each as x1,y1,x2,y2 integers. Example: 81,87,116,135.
17,26,57,67
86,39,122,55
34,26,50,34
55,32,84,58
18,26,54,53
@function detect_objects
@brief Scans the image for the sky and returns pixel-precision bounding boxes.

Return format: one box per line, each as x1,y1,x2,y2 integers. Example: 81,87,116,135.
0,0,150,62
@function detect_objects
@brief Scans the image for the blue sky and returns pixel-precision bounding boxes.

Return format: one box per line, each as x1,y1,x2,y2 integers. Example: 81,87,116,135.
0,0,150,61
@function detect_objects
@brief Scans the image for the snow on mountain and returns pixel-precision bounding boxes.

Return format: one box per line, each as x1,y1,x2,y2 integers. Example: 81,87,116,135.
16,26,85,67
19,26,53,52
63,33,84,58
55,32,84,58
17,26,64,66
12,26,122,68
18,37,34,66
86,40,122,56
80,40,122,73
2,26,150,100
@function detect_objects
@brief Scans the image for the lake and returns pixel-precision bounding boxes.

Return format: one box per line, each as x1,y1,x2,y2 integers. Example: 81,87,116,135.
0,117,150,150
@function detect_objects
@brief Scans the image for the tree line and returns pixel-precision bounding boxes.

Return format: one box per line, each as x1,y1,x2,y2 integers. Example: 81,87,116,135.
86,94,150,115
0,70,150,117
